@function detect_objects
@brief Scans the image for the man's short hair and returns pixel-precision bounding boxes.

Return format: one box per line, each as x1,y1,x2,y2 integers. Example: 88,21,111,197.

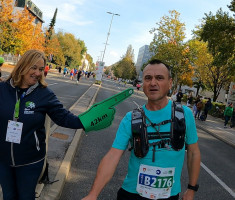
148,59,172,78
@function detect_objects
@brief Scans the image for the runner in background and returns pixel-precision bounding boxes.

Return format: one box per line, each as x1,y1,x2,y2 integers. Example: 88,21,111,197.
44,64,49,77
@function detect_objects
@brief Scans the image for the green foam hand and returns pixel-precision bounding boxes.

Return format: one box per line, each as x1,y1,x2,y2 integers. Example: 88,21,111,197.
78,88,134,132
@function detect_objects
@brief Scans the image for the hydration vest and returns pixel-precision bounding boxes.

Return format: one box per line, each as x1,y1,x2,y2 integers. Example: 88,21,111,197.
131,102,186,162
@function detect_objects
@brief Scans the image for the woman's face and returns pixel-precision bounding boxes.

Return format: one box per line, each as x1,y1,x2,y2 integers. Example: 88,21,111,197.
21,58,45,88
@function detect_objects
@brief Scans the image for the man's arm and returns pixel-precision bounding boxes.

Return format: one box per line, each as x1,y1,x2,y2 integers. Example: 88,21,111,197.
182,142,201,200
81,147,124,200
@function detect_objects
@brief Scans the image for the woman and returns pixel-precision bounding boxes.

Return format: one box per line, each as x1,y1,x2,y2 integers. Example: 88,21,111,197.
0,50,84,200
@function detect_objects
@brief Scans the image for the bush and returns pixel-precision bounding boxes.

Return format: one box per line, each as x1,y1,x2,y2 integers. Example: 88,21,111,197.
208,102,225,119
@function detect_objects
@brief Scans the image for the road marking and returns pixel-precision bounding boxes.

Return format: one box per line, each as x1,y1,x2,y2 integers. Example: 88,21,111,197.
48,83,58,86
201,162,235,198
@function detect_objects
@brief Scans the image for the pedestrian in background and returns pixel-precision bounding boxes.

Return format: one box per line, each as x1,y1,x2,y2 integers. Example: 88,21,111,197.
0,50,85,200
195,98,203,119
44,63,49,77
58,66,62,73
136,83,141,91
193,96,200,116
171,89,177,101
202,98,212,121
176,89,183,103
63,67,67,77
76,69,82,83
224,103,233,128
70,68,74,80
186,93,193,107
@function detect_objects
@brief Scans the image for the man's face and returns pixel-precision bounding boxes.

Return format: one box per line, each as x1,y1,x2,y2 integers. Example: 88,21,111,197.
143,63,172,102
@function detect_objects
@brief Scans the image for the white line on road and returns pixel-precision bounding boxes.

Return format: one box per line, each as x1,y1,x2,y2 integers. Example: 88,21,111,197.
48,83,58,86
201,162,235,198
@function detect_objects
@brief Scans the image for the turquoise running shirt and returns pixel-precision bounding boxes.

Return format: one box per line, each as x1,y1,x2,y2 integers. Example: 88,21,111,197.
112,100,198,196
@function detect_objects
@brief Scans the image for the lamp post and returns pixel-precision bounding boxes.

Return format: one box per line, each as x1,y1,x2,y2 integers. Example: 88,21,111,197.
95,12,120,84
101,12,120,62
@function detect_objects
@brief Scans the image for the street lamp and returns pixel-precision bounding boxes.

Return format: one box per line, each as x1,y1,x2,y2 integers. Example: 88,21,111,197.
95,12,120,85
101,12,120,62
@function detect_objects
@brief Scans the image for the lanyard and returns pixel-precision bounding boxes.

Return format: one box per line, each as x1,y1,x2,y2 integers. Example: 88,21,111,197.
14,92,26,119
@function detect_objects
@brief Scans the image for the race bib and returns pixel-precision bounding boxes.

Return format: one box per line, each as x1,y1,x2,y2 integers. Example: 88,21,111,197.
6,120,23,144
137,164,175,199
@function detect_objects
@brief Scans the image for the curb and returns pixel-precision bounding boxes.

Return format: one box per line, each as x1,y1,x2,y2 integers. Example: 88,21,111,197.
39,84,101,200
196,124,235,149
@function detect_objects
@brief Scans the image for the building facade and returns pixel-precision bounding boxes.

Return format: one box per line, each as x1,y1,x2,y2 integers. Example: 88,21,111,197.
135,45,154,80
14,0,44,25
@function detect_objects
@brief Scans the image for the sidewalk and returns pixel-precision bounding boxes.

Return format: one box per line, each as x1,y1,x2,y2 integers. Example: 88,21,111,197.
195,113,235,148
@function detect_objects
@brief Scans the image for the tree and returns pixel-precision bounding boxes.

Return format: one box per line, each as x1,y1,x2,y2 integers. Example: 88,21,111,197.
45,34,64,65
198,9,235,101
187,39,212,96
123,44,135,61
113,45,136,80
45,8,57,45
0,0,45,54
228,0,235,13
0,0,18,53
149,10,193,92
14,8,45,54
57,32,85,67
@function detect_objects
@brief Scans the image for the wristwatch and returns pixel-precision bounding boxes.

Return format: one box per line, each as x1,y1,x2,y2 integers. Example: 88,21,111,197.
187,184,199,192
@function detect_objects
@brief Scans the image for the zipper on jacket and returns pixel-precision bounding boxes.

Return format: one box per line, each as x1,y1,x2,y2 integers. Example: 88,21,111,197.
11,91,19,166
11,143,15,166
34,132,40,151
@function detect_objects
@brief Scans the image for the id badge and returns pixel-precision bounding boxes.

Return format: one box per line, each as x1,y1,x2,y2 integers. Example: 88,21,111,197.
6,120,23,144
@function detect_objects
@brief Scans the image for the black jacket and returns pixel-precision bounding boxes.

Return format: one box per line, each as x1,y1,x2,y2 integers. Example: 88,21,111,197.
0,80,83,166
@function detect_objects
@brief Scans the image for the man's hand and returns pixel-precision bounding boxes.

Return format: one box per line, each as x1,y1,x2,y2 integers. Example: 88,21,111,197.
181,189,195,200
79,88,134,132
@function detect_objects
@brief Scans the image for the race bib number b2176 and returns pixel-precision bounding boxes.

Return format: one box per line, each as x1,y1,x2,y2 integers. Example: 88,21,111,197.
137,164,175,199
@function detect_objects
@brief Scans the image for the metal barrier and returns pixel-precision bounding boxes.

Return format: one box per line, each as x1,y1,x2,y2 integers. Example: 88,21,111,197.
0,54,21,65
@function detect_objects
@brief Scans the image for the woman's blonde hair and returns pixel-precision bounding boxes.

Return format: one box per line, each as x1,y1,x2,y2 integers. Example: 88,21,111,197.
7,49,48,87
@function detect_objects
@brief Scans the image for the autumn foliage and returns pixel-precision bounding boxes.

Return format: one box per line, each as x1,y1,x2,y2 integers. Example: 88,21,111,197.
0,0,45,54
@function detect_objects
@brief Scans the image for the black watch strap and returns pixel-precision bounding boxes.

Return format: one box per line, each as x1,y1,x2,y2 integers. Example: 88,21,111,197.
187,184,199,192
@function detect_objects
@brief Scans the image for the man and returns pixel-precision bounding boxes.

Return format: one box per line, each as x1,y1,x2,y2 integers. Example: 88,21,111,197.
176,89,183,103
76,69,83,83
82,59,201,200
202,98,212,121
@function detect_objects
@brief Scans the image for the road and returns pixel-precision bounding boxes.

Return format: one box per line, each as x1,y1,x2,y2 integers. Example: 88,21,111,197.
60,78,235,200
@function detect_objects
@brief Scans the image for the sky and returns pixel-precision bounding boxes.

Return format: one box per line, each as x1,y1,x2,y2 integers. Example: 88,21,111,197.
36,0,232,66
